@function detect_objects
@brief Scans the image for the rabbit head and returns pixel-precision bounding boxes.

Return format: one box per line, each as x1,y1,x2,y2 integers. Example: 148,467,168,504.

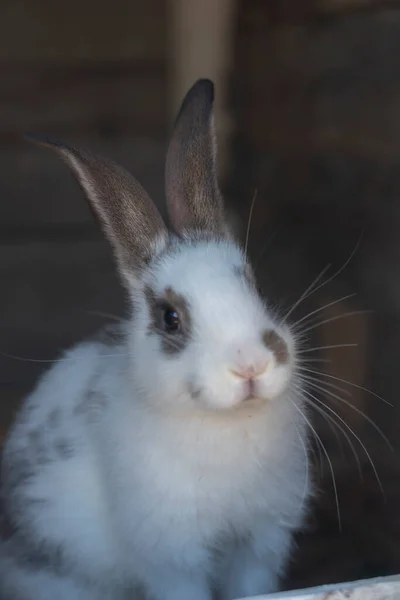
27,80,297,413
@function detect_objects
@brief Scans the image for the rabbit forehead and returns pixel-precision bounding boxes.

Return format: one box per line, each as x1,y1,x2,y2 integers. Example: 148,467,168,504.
153,238,246,292
147,239,268,330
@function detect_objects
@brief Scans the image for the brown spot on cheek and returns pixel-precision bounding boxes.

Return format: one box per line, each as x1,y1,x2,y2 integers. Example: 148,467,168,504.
262,330,289,364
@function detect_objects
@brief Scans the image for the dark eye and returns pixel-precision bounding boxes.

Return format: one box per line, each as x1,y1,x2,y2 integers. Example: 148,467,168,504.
163,307,180,333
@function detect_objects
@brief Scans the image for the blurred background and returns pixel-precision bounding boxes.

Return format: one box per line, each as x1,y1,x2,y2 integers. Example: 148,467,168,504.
1,0,400,592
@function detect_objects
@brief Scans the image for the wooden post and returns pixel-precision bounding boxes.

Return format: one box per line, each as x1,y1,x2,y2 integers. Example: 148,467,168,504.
167,0,237,176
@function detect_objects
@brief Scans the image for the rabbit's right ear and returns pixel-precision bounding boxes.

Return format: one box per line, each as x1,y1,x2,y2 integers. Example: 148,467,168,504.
165,79,226,236
26,135,168,287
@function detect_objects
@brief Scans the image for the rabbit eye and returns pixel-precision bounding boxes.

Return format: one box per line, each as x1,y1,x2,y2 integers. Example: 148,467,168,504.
163,308,180,333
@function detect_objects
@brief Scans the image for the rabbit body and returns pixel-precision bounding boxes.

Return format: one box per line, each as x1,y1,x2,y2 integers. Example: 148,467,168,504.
1,322,307,600
0,81,310,600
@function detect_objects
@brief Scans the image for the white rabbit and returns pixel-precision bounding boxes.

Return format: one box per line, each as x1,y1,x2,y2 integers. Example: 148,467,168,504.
0,79,311,600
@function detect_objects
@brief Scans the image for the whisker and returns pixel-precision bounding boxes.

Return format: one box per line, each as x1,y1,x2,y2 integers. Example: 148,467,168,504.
301,386,385,497
284,233,364,326
295,384,360,474
254,231,278,270
297,344,358,354
291,400,341,530
283,264,332,323
244,188,258,257
301,232,364,304
296,310,372,335
298,372,352,397
298,373,393,449
298,386,363,478
300,358,333,365
297,366,393,407
292,418,311,513
293,293,357,328
0,350,128,364
299,388,347,459
85,310,124,322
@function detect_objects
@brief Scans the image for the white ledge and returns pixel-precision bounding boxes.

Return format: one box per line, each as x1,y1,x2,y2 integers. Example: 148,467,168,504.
238,575,400,599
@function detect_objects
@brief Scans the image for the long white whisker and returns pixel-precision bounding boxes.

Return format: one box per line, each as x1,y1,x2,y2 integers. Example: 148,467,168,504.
297,344,358,354
298,372,352,397
283,264,332,323
244,189,258,257
284,233,363,325
292,418,310,513
254,231,277,269
297,310,372,335
298,373,393,449
302,385,385,499
301,233,364,303
85,310,123,322
293,293,357,328
0,350,129,364
291,400,341,531
295,384,360,474
297,366,393,407
300,358,333,365
300,385,369,482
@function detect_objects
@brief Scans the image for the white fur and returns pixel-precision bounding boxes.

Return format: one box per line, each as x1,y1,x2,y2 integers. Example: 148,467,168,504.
0,238,310,600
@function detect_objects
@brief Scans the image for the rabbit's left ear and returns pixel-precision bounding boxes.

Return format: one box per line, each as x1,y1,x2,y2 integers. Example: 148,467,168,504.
165,79,227,236
25,135,169,287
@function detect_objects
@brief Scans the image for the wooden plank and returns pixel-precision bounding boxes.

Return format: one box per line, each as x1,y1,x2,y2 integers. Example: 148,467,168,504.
0,0,166,63
0,65,166,137
236,8,400,160
242,0,400,25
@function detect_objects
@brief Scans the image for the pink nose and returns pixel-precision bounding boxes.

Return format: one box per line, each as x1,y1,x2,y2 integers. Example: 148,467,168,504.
229,342,270,380
229,358,269,380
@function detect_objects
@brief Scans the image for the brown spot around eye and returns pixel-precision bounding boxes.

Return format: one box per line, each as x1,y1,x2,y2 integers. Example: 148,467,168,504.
262,330,289,364
144,285,192,356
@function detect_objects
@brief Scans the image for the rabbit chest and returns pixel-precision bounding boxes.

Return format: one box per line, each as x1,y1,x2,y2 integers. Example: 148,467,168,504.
109,401,306,570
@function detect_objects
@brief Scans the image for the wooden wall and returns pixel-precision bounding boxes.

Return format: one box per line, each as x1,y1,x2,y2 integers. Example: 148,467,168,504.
0,0,168,432
231,0,400,587
1,0,400,589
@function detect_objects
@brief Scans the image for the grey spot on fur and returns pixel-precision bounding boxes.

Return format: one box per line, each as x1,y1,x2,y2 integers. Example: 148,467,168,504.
5,531,66,576
144,285,192,355
47,408,61,428
54,438,75,459
2,455,35,493
14,402,38,427
74,389,108,423
262,330,289,364
188,382,202,399
0,501,17,542
0,495,72,579
28,429,51,465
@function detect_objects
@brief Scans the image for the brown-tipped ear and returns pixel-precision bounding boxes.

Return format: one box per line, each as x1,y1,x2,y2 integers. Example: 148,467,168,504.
25,134,168,285
165,79,226,236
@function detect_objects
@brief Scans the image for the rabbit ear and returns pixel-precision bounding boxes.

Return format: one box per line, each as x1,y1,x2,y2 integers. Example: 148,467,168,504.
165,79,226,236
26,135,168,286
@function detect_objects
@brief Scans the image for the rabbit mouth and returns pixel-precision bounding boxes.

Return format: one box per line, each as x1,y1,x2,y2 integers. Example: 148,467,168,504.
242,379,260,402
